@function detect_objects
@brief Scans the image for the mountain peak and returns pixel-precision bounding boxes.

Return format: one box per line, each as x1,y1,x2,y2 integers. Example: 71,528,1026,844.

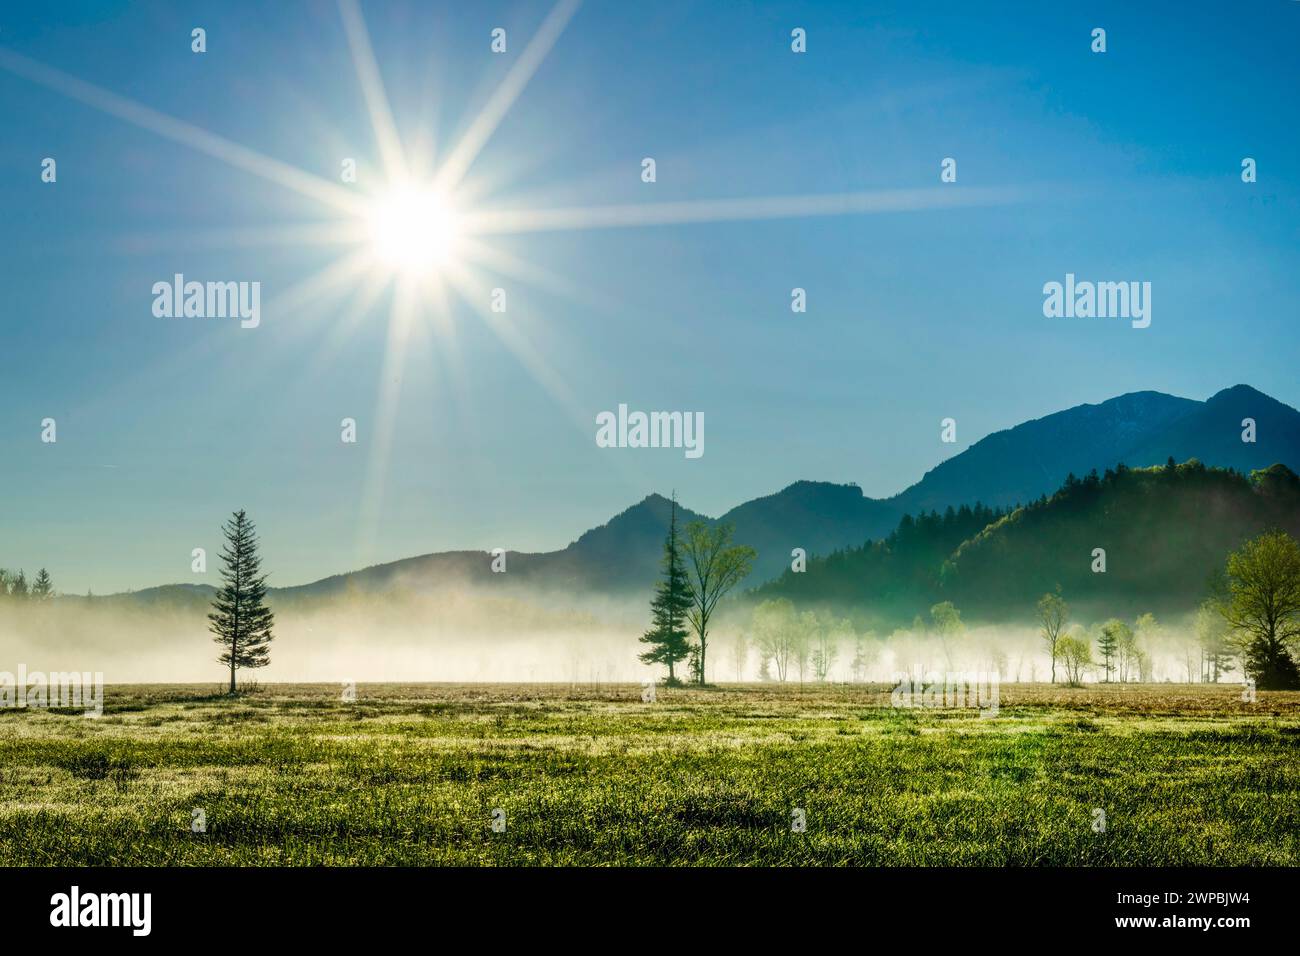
1206,384,1289,409
99,384,1300,604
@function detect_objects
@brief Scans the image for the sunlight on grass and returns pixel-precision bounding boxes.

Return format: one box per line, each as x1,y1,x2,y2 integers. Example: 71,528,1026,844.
1,682,1297,866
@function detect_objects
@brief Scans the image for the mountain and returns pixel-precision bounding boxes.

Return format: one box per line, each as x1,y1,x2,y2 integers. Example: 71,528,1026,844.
76,384,1300,610
724,385,1300,582
718,481,897,583
753,461,1300,625
274,483,889,600
889,385,1300,517
745,501,1011,624
890,391,1197,514
943,460,1300,618
276,494,713,600
1120,385,1300,475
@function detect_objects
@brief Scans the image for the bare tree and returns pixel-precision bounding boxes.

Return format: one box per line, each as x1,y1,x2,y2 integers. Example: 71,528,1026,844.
753,598,796,682
850,631,877,683
729,630,749,682
795,610,817,685
930,601,964,670
1037,587,1068,683
814,616,852,682
1195,599,1234,684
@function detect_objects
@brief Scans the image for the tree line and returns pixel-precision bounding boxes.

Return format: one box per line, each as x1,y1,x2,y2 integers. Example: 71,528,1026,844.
753,460,1300,627
1039,529,1300,689
641,512,1300,690
746,599,874,683
0,567,54,600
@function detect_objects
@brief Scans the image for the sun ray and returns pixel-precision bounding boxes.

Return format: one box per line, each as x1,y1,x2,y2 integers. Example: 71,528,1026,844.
441,259,589,436
3,17,1038,548
294,268,396,387
456,235,618,313
355,274,419,564
420,277,480,447
336,0,409,183
259,248,378,323
442,262,676,493
461,185,1026,236
116,221,363,255
0,47,365,217
434,0,582,194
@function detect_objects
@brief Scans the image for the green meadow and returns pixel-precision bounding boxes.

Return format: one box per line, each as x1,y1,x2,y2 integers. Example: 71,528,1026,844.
1,682,1297,866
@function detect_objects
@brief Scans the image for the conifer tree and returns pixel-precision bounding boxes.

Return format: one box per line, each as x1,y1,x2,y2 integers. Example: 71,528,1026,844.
208,510,275,694
32,568,54,601
1097,619,1122,682
639,495,693,684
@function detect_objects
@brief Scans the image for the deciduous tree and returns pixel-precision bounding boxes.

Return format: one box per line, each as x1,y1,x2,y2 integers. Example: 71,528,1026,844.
1037,587,1068,683
1217,531,1300,689
682,522,755,685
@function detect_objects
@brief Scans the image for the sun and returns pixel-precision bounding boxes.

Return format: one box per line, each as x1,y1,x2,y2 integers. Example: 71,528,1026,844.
365,182,462,276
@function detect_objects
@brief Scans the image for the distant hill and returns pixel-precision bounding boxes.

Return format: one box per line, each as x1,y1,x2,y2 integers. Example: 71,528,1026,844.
276,494,713,600
1120,385,1300,475
275,483,895,599
940,460,1300,618
73,385,1300,612
718,481,897,583
890,390,1197,514
65,582,218,613
753,461,1300,626
890,385,1300,515
746,501,1010,625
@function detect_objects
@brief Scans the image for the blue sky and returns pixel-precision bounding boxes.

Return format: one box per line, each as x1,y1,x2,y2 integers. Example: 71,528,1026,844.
2,0,1298,594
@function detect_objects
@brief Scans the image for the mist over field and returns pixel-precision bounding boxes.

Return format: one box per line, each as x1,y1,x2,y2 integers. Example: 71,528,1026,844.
0,588,1213,687
0,590,619,684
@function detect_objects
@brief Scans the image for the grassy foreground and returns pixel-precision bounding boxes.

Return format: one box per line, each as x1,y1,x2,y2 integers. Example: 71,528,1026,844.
1,682,1297,866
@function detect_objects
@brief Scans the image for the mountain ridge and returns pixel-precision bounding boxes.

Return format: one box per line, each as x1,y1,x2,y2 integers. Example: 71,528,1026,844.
752,459,1300,625
79,384,1300,605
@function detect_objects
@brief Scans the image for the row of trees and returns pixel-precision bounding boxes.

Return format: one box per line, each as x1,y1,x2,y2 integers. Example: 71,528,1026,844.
1039,530,1300,689
746,599,879,683
746,589,1227,688
1044,609,1225,688
1037,590,1162,685
639,496,755,685
642,524,1298,688
0,568,54,600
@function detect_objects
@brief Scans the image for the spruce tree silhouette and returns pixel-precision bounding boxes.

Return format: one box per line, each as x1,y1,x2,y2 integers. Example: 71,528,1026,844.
208,510,275,694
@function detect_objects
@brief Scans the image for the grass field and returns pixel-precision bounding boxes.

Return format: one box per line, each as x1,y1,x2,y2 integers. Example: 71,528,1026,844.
1,682,1297,866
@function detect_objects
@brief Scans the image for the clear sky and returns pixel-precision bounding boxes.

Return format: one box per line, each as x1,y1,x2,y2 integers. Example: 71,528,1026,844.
2,0,1298,595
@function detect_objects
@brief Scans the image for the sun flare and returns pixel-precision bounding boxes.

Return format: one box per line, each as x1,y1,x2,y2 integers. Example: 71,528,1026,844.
366,183,462,276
